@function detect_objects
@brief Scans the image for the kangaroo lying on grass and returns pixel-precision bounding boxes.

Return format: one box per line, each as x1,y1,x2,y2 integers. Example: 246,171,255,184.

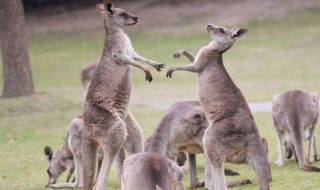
145,101,268,189
44,112,143,188
121,152,185,190
82,2,164,190
272,90,320,171
166,25,271,190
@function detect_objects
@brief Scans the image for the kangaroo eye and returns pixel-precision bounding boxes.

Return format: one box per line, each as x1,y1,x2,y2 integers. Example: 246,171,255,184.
219,28,225,34
119,12,127,18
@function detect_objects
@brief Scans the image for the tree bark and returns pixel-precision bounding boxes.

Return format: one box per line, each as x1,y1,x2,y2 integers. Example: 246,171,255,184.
0,0,35,98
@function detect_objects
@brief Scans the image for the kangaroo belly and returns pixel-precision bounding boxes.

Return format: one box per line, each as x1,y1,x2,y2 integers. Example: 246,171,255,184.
178,144,203,154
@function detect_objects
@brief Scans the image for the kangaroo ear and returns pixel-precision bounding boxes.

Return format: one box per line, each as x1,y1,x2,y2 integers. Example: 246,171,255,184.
44,146,53,161
105,2,115,15
231,28,248,38
96,4,105,16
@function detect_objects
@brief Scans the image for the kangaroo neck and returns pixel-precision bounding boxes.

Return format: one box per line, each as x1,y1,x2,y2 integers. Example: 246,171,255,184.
203,52,234,85
148,134,168,156
105,26,124,36
62,132,73,159
101,28,125,59
198,48,251,122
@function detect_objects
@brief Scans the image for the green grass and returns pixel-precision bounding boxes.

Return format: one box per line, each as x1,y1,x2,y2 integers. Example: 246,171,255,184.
1,7,320,190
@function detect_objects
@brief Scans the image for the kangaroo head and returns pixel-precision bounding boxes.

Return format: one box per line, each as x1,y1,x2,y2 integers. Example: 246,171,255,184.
206,25,248,53
96,2,138,29
180,109,208,141
44,146,65,185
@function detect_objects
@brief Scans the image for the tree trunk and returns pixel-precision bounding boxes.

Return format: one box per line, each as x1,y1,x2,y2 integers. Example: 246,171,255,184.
0,0,35,98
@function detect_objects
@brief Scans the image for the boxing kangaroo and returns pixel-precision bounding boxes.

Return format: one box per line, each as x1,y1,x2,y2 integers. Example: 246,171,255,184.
166,25,271,190
82,2,164,190
272,90,320,172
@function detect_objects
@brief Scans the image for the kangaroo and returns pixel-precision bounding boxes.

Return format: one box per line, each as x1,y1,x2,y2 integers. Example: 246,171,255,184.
272,90,320,172
121,152,185,190
82,2,164,190
145,101,267,189
45,112,143,189
44,134,74,185
81,60,99,96
166,25,271,190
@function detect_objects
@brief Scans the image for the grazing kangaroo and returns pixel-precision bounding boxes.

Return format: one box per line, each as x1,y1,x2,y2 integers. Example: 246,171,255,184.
121,152,185,190
272,90,320,171
44,112,143,189
81,60,99,96
166,25,271,190
44,134,75,185
145,101,267,189
82,2,164,190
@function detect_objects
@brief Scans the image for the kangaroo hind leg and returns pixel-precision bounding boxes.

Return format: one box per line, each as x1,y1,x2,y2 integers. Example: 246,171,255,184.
94,120,127,190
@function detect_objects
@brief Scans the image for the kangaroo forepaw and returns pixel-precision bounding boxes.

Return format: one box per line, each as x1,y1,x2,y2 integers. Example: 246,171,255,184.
173,51,183,59
153,63,165,72
145,71,153,82
166,68,174,78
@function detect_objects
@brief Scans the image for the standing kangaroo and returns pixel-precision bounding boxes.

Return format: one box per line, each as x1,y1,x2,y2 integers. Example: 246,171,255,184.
82,3,164,190
44,112,143,189
145,101,267,189
272,90,320,171
166,25,271,190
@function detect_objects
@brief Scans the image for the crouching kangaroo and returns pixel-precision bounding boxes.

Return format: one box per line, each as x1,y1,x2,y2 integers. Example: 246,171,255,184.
121,152,185,190
145,101,267,189
82,2,164,190
44,112,143,188
167,25,271,190
272,90,320,172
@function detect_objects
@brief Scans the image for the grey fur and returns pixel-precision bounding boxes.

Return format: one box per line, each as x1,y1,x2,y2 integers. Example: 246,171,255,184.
45,113,143,189
82,3,164,190
44,136,74,185
166,25,271,190
121,152,185,190
272,90,320,171
145,101,267,189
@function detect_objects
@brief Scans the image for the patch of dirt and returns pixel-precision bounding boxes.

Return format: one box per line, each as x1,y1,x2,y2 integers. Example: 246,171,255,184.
26,0,320,35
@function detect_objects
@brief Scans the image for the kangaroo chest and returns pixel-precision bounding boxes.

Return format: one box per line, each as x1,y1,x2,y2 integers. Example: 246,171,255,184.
198,67,248,122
